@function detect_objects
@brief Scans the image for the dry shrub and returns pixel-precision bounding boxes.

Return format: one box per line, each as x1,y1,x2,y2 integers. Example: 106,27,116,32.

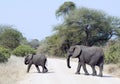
105,64,120,77
0,56,26,84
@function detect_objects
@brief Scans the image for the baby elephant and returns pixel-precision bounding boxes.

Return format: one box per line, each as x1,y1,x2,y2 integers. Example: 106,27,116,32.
24,54,48,73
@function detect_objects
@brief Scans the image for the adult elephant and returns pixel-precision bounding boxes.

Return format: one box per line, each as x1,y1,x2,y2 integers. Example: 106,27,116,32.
67,45,104,77
24,54,48,73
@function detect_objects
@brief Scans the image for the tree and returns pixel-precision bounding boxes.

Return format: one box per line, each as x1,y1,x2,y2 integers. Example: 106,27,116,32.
20,37,29,45
0,25,24,50
40,4,120,57
49,7,120,56
0,46,11,63
29,39,40,49
62,7,120,46
56,1,76,18
105,40,120,64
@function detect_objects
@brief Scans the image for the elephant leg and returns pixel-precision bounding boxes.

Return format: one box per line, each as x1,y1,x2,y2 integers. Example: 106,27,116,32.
35,65,40,73
27,64,32,73
42,66,46,73
91,65,97,76
82,63,89,75
98,64,103,77
42,66,48,73
75,62,82,74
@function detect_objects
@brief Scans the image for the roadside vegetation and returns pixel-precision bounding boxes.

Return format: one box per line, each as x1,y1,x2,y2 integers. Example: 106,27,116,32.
12,45,36,57
0,1,120,84
0,25,37,84
0,56,26,84
39,2,120,59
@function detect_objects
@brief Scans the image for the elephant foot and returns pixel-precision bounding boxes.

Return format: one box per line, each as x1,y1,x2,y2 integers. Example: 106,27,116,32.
43,69,48,73
75,72,80,74
85,73,89,75
98,73,103,77
46,69,48,72
27,70,29,73
92,73,97,76
38,71,41,73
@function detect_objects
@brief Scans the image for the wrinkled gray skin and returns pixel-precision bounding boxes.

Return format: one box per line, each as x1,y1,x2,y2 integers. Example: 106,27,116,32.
24,54,48,73
67,45,104,77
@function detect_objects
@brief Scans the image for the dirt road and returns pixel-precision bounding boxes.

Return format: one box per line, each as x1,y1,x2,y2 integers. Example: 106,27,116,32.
17,58,120,84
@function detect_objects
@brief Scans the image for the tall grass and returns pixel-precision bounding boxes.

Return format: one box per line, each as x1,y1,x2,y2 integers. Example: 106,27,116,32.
0,56,26,84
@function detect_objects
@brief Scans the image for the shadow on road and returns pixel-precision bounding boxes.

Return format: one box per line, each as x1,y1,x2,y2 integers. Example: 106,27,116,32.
102,75,113,78
29,71,55,74
75,73,113,78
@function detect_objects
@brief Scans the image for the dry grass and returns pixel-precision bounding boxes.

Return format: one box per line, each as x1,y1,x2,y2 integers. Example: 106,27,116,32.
104,64,120,77
0,56,26,84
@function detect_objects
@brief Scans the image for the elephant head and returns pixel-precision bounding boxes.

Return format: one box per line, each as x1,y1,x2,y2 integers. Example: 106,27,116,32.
67,45,82,68
24,54,33,65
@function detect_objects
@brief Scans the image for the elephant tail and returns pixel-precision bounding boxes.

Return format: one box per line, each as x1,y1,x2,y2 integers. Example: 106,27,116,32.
45,58,48,66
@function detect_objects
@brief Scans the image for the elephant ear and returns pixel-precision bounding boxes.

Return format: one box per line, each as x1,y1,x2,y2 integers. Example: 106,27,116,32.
72,45,81,58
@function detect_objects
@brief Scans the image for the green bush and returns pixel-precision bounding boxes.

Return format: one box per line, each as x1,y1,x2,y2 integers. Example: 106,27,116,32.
12,45,36,57
0,46,11,63
105,41,120,64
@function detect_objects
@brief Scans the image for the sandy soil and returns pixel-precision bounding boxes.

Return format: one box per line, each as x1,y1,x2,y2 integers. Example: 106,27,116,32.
17,58,120,84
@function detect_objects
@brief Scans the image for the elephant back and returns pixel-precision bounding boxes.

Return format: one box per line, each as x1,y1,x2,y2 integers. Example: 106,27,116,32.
72,45,82,58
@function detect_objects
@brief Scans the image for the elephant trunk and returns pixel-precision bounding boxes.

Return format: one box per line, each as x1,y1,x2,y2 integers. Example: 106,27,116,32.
24,58,29,65
67,55,71,68
24,60,28,65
